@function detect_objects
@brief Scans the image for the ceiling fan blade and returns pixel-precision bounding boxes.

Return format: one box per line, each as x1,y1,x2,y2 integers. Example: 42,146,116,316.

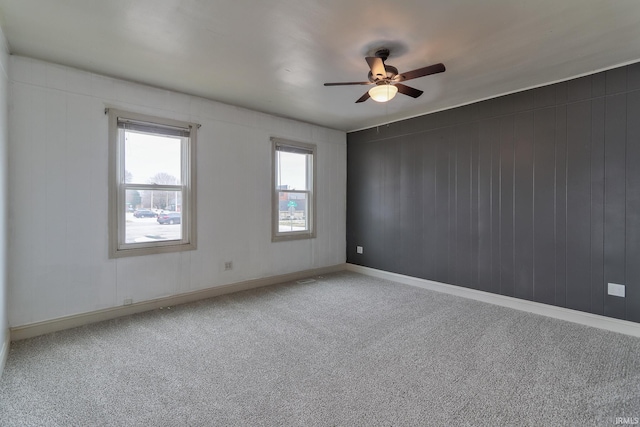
395,83,424,98
355,91,370,103
365,57,386,80
399,63,446,81
324,81,372,86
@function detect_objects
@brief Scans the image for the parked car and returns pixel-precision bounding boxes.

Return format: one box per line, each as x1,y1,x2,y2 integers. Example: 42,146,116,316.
157,212,181,224
133,209,157,218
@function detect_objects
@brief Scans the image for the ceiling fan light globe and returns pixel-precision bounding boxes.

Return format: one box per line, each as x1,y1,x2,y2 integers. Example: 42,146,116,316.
369,84,398,102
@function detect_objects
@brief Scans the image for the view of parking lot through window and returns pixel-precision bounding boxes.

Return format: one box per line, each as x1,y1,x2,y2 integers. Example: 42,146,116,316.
276,150,310,233
124,131,183,244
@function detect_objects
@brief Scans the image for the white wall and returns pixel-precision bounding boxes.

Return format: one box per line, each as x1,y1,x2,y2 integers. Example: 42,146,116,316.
7,56,346,327
0,26,9,373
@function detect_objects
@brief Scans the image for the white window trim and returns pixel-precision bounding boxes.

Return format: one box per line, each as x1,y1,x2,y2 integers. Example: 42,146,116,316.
108,108,198,258
271,137,317,242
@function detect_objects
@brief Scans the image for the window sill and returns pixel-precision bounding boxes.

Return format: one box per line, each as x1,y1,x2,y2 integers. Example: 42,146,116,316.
272,232,316,243
110,241,196,258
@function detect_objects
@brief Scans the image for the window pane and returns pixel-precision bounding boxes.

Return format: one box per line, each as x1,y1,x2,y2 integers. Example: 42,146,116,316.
278,192,308,232
276,151,308,190
124,130,182,185
126,190,182,244
137,189,182,212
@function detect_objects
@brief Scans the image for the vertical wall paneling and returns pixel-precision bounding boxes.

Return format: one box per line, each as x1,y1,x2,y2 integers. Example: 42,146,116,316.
369,141,386,268
347,143,382,265
470,123,479,290
399,134,423,278
421,133,437,280
346,138,366,261
448,129,457,283
534,85,556,109
477,120,493,292
590,98,605,316
565,100,592,313
626,91,640,323
455,124,472,288
606,67,627,96
554,105,568,308
490,120,502,295
434,128,450,284
514,112,534,301
532,107,556,305
604,93,626,319
629,63,640,92
567,76,592,103
499,116,515,297
382,141,401,274
347,62,640,323
43,89,69,321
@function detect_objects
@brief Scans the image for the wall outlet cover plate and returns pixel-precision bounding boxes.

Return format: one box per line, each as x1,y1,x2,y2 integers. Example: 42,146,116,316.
608,283,625,298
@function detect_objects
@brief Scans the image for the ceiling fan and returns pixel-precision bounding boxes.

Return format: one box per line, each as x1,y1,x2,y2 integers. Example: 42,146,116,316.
324,48,445,103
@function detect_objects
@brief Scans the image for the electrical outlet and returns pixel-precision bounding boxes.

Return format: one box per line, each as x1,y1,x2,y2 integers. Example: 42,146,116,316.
224,261,233,271
356,246,363,254
123,298,133,306
608,283,625,298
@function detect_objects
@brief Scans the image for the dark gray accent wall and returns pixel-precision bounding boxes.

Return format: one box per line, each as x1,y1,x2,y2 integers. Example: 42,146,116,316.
347,62,640,323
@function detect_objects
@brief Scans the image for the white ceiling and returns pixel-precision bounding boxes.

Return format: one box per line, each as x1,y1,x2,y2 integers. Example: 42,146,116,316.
0,1,639,132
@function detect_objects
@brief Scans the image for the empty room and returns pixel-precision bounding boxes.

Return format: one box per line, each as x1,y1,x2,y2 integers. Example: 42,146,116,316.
0,1,639,425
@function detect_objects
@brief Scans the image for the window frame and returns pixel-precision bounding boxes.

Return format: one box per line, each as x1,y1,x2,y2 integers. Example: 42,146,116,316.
271,137,317,242
108,108,198,258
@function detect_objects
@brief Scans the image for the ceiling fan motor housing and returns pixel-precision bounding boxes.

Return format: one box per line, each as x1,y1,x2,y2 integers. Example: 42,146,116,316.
368,65,399,83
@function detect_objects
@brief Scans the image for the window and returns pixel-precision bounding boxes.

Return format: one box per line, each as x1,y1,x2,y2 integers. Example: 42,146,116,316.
108,109,197,258
272,137,316,241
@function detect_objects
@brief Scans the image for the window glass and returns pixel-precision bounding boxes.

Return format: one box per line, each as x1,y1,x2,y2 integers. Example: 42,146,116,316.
278,192,308,233
126,189,182,244
124,131,182,185
276,151,308,190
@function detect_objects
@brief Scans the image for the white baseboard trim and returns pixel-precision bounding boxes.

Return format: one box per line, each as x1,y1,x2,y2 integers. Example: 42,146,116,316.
346,263,640,338
10,263,346,341
0,329,9,379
